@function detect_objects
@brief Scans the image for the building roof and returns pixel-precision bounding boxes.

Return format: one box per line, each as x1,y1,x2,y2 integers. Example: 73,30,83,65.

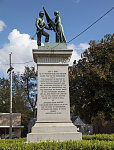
0,126,24,128
74,116,85,126
0,113,23,127
70,113,85,126
0,113,21,115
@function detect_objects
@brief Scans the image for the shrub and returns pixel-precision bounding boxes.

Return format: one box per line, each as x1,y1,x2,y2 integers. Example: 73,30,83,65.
0,137,114,150
83,134,114,141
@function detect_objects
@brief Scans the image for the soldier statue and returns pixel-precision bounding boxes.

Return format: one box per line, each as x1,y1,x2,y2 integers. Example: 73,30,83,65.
35,11,51,46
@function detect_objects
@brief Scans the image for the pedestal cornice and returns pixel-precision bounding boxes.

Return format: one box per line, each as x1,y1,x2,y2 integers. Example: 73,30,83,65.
32,49,73,65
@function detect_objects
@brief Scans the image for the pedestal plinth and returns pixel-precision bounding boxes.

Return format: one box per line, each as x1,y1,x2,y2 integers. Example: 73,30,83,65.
27,43,82,142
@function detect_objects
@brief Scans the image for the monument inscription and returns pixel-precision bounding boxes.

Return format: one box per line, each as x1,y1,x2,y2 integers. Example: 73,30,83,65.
37,66,70,122
40,71,66,100
39,71,67,114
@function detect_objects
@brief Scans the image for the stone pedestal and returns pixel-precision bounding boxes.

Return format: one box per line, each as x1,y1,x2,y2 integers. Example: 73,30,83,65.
27,43,82,143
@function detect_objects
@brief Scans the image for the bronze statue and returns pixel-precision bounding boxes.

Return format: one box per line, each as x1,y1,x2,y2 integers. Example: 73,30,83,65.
35,11,51,46
32,8,66,45
54,11,66,43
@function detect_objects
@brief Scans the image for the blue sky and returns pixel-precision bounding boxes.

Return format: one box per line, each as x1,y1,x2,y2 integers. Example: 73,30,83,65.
0,0,114,77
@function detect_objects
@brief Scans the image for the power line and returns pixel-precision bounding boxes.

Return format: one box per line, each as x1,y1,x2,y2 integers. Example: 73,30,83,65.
51,7,114,49
12,60,34,65
67,7,114,43
0,60,34,66
0,63,9,66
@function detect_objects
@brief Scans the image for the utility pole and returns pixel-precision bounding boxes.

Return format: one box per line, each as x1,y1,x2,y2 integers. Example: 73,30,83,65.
9,52,13,139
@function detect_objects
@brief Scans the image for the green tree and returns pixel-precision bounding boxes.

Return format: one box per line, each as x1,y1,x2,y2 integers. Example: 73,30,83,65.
21,66,37,118
0,78,10,112
69,34,114,123
12,72,33,137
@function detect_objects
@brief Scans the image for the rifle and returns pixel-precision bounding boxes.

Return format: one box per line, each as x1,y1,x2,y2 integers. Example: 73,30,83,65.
31,32,37,40
31,17,56,40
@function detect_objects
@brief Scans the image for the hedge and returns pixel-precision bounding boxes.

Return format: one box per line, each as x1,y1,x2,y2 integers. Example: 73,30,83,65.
0,138,114,150
83,134,114,141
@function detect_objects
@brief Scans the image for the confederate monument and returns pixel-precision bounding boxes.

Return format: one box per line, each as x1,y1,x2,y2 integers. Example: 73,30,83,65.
27,7,82,143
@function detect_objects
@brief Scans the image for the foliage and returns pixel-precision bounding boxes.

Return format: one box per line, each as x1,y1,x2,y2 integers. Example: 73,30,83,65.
12,72,33,136
83,134,114,141
0,135,114,150
21,66,37,118
0,78,10,112
69,34,114,124
92,111,114,134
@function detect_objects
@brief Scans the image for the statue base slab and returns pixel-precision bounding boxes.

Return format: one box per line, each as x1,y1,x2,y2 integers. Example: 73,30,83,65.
39,42,67,50
27,122,82,143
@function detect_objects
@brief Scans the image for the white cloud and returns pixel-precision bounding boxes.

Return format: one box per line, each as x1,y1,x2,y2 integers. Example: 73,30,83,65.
0,29,37,77
73,0,80,3
0,20,6,32
76,43,89,50
68,44,80,66
68,43,89,66
67,0,81,3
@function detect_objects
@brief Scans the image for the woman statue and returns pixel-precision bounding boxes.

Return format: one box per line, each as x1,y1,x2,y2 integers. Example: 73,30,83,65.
54,11,66,43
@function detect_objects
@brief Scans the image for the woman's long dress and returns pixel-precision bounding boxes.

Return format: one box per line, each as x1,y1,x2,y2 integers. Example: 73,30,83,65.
55,15,66,43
